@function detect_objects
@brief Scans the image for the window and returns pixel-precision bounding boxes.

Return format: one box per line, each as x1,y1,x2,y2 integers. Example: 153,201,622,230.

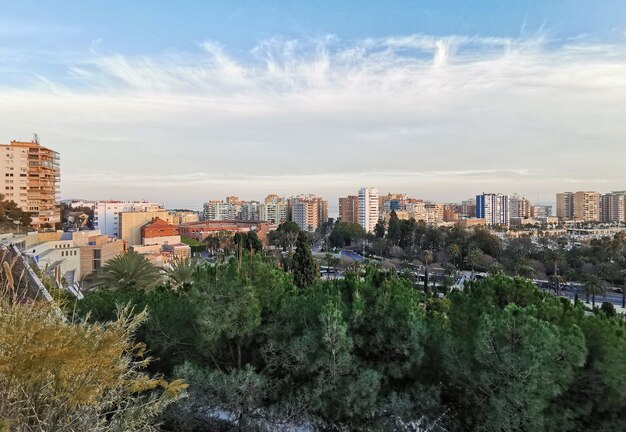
93,249,101,270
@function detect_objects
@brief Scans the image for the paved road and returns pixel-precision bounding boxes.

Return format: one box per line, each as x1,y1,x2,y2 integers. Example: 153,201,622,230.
541,286,625,308
340,249,365,262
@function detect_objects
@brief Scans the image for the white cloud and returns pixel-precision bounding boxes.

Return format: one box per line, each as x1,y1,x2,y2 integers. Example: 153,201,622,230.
0,33,625,210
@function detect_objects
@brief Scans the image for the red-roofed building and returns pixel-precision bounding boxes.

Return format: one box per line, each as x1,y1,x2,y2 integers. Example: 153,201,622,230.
141,217,179,239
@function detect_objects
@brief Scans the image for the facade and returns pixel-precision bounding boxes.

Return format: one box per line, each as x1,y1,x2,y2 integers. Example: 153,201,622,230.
556,191,600,222
141,217,179,243
573,191,600,222
203,200,237,221
94,201,164,238
0,139,60,228
338,195,359,224
118,209,171,246
600,191,626,223
556,192,575,220
259,201,288,225
239,201,260,221
531,205,553,220
358,187,380,233
168,210,199,225
291,195,328,232
424,202,444,225
476,193,510,226
509,194,531,219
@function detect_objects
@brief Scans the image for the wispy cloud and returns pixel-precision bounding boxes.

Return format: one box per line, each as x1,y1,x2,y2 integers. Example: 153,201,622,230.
1,33,625,208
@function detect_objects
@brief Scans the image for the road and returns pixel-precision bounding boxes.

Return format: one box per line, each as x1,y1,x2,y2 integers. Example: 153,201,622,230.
541,285,625,308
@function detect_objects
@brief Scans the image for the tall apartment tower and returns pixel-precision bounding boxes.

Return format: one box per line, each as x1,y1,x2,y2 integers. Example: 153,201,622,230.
600,191,626,223
290,194,328,232
358,187,380,233
573,191,600,222
476,193,510,226
509,194,531,219
0,139,60,228
259,194,288,225
338,195,359,224
556,192,575,219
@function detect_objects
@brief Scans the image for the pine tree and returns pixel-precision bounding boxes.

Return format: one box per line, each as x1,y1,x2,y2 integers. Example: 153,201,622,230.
292,232,318,289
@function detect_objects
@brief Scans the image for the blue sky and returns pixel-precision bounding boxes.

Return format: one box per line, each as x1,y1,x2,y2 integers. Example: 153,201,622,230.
1,1,625,211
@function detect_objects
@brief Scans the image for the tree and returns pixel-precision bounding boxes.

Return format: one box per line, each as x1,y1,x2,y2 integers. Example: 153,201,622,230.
0,297,187,431
292,232,318,289
268,221,300,251
329,222,365,248
233,231,263,254
387,211,400,245
621,268,626,308
421,250,433,294
464,247,483,276
583,275,606,308
374,218,386,238
446,243,462,268
165,257,202,292
93,251,162,290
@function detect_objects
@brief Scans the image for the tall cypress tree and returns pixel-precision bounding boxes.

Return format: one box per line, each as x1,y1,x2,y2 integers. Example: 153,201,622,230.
292,232,318,289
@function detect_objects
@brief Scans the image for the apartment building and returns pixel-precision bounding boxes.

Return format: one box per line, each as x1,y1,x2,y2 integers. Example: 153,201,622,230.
203,200,237,221
556,192,575,220
118,209,171,246
259,201,288,225
600,191,626,223
424,202,445,224
556,191,600,222
358,187,380,233
509,194,531,219
168,210,200,225
574,191,600,222
476,193,510,226
291,194,329,232
0,139,60,228
94,201,164,238
338,195,359,224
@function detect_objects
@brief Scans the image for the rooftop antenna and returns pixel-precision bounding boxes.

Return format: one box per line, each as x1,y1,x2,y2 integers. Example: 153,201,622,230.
33,133,40,144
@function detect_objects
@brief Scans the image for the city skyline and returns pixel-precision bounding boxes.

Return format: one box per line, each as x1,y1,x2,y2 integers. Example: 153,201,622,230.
2,1,626,209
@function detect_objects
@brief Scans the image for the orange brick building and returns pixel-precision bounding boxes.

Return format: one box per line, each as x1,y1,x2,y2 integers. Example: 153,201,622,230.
141,217,179,239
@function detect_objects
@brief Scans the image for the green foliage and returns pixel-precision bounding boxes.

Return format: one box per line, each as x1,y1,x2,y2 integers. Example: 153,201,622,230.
329,222,366,248
292,231,318,289
233,231,263,253
77,254,626,432
268,220,300,250
0,295,186,431
93,250,162,290
0,193,32,229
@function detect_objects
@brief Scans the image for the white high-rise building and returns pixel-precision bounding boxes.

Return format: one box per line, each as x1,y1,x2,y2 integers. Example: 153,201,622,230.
358,187,380,233
476,193,510,226
259,202,288,225
94,201,164,238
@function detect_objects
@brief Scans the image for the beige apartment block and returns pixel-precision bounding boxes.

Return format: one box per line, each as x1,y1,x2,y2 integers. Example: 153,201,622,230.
573,191,600,222
119,210,171,246
0,139,60,228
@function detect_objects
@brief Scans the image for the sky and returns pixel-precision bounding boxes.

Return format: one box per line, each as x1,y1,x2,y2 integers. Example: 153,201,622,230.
1,1,626,213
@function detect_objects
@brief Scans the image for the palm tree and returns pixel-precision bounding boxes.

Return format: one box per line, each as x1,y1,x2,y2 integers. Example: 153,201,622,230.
447,243,462,268
93,251,162,290
421,250,433,294
583,275,606,309
465,247,483,277
164,257,203,292
514,262,535,279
